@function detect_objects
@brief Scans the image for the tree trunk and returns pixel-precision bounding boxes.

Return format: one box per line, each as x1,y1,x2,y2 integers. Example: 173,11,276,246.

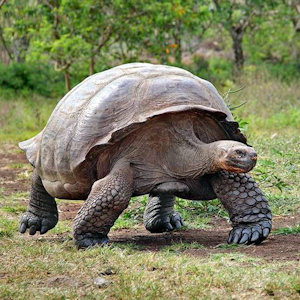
64,70,71,92
231,26,244,74
0,25,12,62
174,39,182,65
174,21,182,65
0,0,7,10
90,53,95,75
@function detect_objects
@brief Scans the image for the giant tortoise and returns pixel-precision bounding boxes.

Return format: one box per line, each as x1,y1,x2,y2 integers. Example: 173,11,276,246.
19,63,272,248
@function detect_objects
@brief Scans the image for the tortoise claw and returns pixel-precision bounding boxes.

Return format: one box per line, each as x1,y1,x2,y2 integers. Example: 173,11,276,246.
145,211,184,233
19,211,58,235
75,233,110,249
228,220,272,245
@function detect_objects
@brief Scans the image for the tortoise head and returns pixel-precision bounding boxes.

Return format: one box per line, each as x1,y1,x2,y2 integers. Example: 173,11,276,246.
215,141,257,173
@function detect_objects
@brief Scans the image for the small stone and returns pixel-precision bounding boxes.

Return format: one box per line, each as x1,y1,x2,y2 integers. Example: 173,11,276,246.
100,267,115,276
94,277,110,287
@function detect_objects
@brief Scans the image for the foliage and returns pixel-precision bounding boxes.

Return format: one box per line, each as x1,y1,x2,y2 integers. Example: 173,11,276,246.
1,0,299,92
0,62,64,96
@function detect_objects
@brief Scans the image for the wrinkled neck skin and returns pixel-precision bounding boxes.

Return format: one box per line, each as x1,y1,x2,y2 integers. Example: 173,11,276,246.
163,141,221,179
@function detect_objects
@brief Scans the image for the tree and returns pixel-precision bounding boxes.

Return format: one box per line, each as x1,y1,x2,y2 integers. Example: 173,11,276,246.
0,0,36,63
284,0,300,61
116,1,212,65
28,0,89,91
0,0,6,10
76,0,129,75
212,0,270,73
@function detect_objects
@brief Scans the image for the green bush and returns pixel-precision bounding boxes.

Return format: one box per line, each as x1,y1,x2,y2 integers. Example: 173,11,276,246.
169,56,233,86
264,62,300,81
207,57,233,83
0,62,65,96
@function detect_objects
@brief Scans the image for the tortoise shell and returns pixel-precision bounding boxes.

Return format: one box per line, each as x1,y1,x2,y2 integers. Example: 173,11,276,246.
20,63,246,188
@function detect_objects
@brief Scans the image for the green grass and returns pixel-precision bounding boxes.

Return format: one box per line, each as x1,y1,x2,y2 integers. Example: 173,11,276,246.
0,236,300,299
0,218,19,237
1,205,27,214
162,241,205,253
0,93,58,141
273,225,300,235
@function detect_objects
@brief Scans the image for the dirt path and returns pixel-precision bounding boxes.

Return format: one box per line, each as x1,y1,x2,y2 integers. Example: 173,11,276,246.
110,221,300,261
0,144,29,196
1,144,300,261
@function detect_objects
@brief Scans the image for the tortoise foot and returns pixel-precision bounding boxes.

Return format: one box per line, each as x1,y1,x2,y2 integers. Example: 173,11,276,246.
75,233,110,249
145,212,184,233
228,220,272,245
19,211,58,235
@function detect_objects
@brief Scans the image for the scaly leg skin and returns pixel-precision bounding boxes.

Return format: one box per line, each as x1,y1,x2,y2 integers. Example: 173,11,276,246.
19,169,58,235
211,171,272,245
73,161,133,249
144,182,187,233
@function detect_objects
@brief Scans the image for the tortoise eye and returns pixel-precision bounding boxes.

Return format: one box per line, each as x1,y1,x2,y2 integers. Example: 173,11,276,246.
235,149,245,156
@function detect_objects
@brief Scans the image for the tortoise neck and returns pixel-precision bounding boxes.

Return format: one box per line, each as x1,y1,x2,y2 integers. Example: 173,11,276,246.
192,143,218,177
164,142,216,179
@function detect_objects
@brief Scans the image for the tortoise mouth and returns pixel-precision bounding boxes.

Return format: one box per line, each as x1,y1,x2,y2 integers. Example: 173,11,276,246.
225,158,257,173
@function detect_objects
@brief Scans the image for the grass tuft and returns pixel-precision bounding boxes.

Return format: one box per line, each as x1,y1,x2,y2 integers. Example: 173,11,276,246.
273,225,300,235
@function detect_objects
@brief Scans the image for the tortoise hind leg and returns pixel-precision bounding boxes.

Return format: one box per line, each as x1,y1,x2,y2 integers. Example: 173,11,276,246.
144,182,188,233
19,169,58,235
144,194,184,233
210,171,272,245
73,161,133,248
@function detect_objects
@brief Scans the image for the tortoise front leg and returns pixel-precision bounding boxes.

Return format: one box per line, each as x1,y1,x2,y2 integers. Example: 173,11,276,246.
73,161,133,248
210,171,272,244
19,169,58,235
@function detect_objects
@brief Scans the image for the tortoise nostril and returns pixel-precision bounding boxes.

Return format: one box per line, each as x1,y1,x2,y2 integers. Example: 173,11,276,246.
250,152,257,160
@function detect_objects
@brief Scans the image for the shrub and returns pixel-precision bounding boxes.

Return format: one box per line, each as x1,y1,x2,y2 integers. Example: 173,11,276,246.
0,62,65,96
